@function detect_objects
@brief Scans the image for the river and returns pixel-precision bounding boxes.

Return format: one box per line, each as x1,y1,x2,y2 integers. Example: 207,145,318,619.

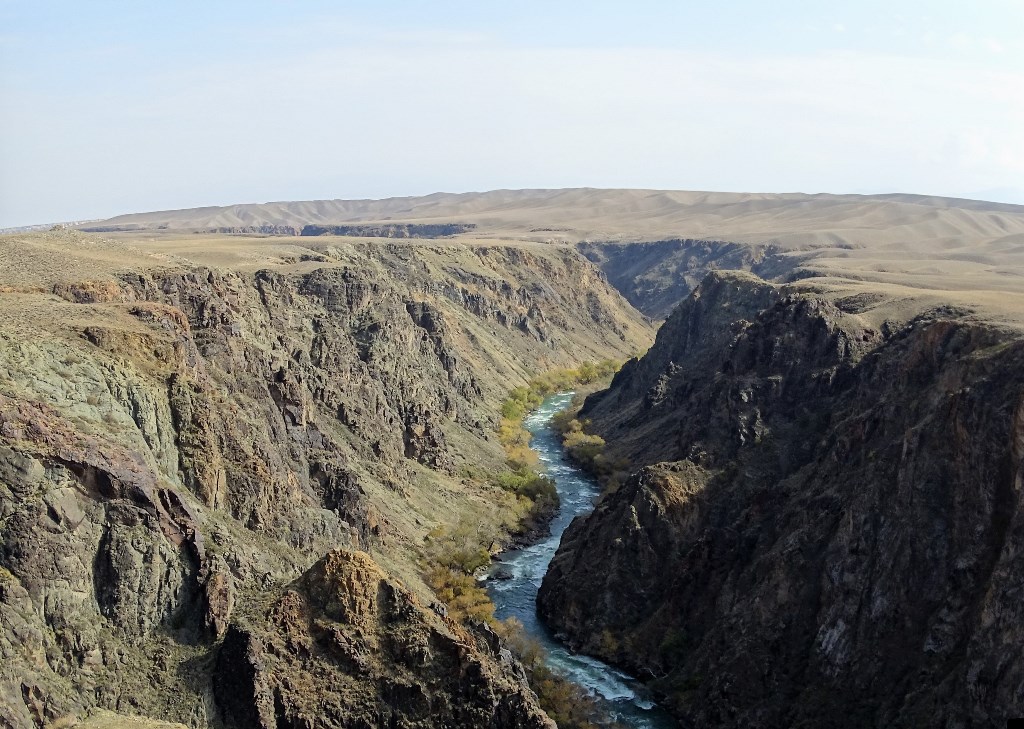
484,392,678,729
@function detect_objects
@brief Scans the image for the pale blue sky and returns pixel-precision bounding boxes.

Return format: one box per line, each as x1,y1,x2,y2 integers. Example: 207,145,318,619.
1,1,1022,227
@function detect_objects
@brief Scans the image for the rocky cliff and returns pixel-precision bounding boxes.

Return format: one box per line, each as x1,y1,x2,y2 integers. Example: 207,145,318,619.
0,230,650,727
538,271,1024,727
214,549,553,729
577,239,787,319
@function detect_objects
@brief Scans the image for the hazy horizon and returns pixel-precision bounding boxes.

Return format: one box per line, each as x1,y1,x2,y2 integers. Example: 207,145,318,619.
2,1,1022,228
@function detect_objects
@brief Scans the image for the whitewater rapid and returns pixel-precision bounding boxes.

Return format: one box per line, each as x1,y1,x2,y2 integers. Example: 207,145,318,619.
484,392,677,729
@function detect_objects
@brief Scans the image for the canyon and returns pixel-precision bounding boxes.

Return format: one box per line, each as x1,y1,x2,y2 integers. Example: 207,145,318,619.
3,188,1024,727
539,270,1024,727
0,225,648,727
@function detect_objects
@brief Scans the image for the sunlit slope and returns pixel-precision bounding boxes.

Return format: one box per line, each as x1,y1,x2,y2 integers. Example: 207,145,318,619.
85,188,1024,248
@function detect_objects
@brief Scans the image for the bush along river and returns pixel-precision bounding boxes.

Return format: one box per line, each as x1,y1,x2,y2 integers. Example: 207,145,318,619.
485,392,678,729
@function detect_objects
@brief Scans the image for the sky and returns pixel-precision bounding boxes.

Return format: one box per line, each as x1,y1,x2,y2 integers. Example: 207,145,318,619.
1,1,1023,227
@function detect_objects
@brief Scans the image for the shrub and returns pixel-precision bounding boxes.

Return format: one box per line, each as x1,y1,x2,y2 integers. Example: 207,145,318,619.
494,466,558,509
424,522,493,573
551,401,633,492
422,518,500,625
550,409,580,435
563,430,606,468
498,619,627,729
425,565,496,625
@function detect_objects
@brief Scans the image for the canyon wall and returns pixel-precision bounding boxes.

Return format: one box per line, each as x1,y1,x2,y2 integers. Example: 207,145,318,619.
576,240,786,319
0,232,650,727
539,271,1024,728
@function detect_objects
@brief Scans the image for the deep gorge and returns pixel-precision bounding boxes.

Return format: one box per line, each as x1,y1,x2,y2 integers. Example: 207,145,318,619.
537,271,1024,727
3,202,1024,728
486,392,677,729
0,232,652,727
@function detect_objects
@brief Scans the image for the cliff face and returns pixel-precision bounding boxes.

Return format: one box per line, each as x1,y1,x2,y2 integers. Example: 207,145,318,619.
0,232,650,727
577,239,786,319
214,549,554,729
538,271,1024,727
82,223,477,237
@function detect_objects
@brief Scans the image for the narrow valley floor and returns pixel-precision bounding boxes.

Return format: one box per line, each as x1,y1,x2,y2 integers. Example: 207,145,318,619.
485,393,678,729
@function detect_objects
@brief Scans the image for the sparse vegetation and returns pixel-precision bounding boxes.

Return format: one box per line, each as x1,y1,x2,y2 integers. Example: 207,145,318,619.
552,399,633,493
497,619,627,729
424,520,493,574
422,518,498,624
498,361,619,441
496,359,621,508
423,363,622,623
494,466,558,516
425,565,496,625
422,360,632,724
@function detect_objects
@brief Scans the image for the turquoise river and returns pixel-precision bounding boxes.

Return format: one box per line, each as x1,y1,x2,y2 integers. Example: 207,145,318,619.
485,392,678,729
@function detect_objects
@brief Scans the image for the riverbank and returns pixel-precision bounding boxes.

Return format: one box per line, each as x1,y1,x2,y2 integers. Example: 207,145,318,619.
486,393,678,729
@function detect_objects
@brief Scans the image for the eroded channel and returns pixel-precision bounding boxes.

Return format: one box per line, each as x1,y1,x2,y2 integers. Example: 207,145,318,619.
485,392,678,729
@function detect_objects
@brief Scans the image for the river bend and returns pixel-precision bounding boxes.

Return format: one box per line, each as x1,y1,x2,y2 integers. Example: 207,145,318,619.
485,392,677,729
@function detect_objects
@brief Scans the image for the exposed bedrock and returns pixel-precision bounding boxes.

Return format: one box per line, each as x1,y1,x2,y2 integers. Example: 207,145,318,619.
538,270,1024,728
577,239,791,319
0,237,649,726
214,549,554,729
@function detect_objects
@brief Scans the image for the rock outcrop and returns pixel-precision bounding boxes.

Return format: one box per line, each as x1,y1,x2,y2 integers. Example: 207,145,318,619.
300,223,476,238
214,549,554,729
0,231,650,726
577,239,787,319
539,270,1024,728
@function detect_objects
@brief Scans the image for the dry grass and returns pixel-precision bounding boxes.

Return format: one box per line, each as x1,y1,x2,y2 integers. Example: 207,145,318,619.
4,188,1024,335
84,188,1024,248
49,709,188,729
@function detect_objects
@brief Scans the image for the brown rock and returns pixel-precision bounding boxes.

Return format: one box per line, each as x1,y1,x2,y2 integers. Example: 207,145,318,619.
214,549,555,729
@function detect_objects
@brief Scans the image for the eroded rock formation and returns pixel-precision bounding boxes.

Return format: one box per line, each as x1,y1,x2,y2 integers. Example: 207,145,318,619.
214,549,554,729
0,231,649,727
539,271,1024,727
577,239,786,319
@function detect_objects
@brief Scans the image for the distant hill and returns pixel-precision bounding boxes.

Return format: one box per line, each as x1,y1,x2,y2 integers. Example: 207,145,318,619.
0,219,101,234
75,188,1024,322
80,188,1024,249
